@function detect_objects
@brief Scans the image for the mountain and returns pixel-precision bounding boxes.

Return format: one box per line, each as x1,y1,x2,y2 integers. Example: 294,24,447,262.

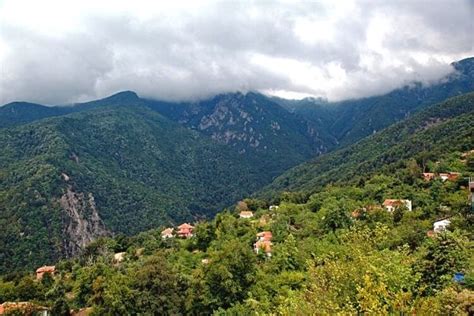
148,92,336,177
276,57,474,147
0,91,142,129
259,92,474,197
0,103,268,272
2,91,336,179
0,102,73,128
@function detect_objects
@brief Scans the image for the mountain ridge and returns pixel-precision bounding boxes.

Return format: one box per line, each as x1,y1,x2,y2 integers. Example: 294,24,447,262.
258,92,474,198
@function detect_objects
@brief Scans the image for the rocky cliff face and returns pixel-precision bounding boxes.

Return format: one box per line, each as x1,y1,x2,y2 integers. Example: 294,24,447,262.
60,186,109,257
163,92,331,155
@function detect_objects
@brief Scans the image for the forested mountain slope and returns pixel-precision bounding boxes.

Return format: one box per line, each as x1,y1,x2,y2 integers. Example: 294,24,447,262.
0,102,73,128
148,92,336,177
277,57,474,147
0,91,143,129
0,104,265,273
259,92,474,197
1,91,336,179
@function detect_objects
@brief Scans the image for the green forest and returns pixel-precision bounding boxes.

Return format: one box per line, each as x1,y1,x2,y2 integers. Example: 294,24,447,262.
1,146,472,314
0,104,270,273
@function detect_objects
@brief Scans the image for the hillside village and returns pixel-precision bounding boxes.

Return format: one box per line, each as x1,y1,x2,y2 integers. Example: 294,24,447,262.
0,149,473,315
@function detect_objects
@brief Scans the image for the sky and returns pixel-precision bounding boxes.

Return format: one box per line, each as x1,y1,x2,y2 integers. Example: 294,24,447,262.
0,0,473,105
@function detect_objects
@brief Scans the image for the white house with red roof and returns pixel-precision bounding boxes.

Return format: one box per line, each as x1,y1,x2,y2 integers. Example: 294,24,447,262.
383,199,412,212
177,223,194,238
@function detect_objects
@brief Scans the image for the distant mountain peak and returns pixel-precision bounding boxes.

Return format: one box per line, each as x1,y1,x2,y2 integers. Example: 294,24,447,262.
452,56,474,72
2,101,48,109
104,90,139,101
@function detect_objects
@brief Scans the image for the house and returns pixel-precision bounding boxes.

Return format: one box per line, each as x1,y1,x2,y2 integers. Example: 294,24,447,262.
177,223,194,238
254,231,272,256
351,209,362,218
36,265,55,280
254,240,272,256
447,172,461,181
239,211,254,218
383,199,412,212
433,219,451,232
439,173,449,181
161,227,174,239
113,252,126,263
422,172,435,181
269,205,279,211
0,302,49,315
256,231,272,242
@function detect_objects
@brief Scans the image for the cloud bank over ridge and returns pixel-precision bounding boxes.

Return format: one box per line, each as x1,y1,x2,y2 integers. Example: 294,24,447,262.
0,0,472,104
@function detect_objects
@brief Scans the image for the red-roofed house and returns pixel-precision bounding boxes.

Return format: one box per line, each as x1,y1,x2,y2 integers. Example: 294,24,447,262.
36,266,55,280
422,172,435,181
177,223,194,238
254,231,273,256
383,199,412,212
447,172,461,181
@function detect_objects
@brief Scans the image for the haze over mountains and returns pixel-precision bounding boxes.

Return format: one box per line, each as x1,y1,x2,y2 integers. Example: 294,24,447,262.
0,57,473,272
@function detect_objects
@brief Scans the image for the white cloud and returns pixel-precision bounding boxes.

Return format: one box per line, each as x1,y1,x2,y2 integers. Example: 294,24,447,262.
0,0,472,104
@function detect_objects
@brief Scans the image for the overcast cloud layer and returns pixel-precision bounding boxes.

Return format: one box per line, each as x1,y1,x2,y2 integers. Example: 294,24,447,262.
0,0,473,105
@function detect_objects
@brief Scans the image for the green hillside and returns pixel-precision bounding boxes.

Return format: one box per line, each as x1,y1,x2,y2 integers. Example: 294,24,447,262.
259,92,474,197
1,129,471,315
0,104,265,273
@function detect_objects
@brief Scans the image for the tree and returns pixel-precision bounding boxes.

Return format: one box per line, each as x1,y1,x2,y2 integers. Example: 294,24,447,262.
194,221,216,251
133,254,184,314
48,281,70,316
203,239,257,310
318,198,352,233
416,231,470,294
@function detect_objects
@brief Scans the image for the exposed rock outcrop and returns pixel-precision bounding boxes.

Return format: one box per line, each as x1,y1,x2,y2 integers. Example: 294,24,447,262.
60,187,109,257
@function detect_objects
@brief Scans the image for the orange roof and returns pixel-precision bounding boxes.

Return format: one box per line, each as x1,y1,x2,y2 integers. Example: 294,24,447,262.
257,231,272,240
383,199,403,207
422,172,435,179
178,223,194,229
351,209,361,218
36,265,55,273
